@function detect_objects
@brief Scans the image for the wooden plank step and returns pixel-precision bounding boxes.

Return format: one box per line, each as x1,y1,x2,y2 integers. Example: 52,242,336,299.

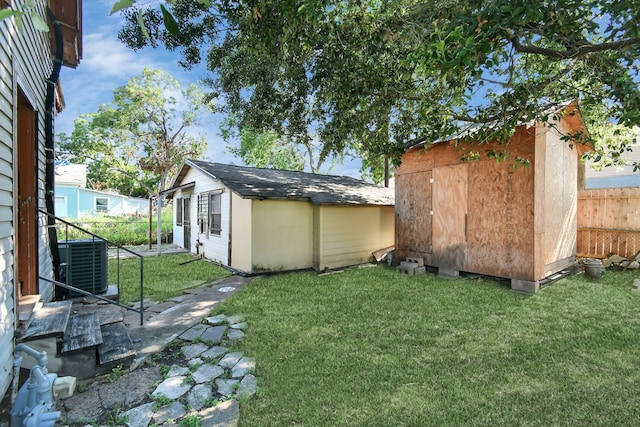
98,322,136,366
61,313,103,353
19,300,72,341
18,294,41,321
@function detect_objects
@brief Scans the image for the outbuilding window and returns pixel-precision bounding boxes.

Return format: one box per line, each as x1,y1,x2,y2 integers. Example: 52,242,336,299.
197,194,208,234
176,197,183,226
209,192,222,235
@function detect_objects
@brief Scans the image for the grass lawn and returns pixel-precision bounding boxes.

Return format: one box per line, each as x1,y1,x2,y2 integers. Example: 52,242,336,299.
211,265,640,426
109,253,230,305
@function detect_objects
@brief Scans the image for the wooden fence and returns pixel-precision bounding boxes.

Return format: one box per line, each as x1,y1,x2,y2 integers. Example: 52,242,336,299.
577,187,640,258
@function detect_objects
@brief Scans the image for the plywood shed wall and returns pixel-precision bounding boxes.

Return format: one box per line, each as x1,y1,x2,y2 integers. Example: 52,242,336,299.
395,115,585,292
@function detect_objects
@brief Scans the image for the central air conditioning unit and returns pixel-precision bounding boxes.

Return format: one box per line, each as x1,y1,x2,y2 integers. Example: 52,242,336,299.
58,239,108,297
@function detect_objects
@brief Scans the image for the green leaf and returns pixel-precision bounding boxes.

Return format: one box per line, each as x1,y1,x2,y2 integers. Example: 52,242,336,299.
110,0,136,15
197,0,212,4
30,12,50,32
137,9,150,41
0,9,18,20
160,4,179,35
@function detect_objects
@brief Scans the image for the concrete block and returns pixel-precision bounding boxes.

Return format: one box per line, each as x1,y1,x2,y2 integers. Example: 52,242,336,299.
396,265,415,276
511,279,540,293
405,257,425,267
399,261,416,269
414,266,426,275
437,268,459,279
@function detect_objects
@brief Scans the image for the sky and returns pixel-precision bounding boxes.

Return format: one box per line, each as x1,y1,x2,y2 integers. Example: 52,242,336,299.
56,1,363,179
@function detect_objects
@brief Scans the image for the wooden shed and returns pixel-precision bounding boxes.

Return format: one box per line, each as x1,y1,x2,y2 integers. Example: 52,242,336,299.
395,106,589,292
166,160,395,275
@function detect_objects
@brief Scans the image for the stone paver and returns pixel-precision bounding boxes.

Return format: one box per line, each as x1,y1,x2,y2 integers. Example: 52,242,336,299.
201,325,227,344
167,365,189,377
124,402,155,427
193,363,225,384
179,324,208,341
181,342,209,359
219,352,243,369
230,322,248,330
206,314,226,325
152,376,192,400
237,374,257,399
201,346,227,360
188,358,204,367
215,379,239,397
198,400,240,427
231,357,255,378
187,383,213,411
56,310,256,427
152,402,187,425
225,315,243,325
227,329,245,341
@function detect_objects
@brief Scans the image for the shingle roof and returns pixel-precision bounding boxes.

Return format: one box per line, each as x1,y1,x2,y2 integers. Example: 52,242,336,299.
175,160,394,206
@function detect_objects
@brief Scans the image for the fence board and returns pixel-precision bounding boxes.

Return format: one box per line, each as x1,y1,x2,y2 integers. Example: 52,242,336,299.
578,187,640,258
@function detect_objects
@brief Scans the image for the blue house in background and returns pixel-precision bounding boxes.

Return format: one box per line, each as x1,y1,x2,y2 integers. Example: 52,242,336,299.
55,164,148,219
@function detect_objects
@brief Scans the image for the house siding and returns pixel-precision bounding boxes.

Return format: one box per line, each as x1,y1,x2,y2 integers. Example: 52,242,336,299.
0,0,58,398
316,205,395,271
250,199,313,272
180,167,230,264
0,16,14,399
230,193,252,273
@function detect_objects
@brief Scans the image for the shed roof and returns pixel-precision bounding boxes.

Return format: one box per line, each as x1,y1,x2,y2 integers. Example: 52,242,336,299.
171,160,394,206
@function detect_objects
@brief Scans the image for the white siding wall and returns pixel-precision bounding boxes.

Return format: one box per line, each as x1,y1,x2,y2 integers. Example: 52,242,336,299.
178,168,231,265
0,14,15,401
0,0,56,398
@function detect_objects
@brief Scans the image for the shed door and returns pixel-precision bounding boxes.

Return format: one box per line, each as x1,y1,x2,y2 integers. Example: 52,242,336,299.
396,171,433,255
432,165,468,270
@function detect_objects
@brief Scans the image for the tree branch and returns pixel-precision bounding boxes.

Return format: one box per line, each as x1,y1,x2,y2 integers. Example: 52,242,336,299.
506,32,640,59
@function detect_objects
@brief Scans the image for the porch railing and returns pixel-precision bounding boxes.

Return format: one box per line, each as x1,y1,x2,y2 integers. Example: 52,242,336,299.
39,209,144,325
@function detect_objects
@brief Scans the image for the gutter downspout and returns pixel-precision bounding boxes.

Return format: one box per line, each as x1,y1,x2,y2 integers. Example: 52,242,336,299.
45,7,64,286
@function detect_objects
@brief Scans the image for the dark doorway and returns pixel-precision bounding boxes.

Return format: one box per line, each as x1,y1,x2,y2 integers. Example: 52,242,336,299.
16,88,38,296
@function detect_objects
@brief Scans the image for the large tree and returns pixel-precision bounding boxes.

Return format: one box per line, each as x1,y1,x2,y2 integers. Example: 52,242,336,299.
59,67,208,195
58,67,209,249
117,0,640,167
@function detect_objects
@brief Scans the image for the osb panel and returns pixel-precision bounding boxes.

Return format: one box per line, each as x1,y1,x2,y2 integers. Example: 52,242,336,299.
540,120,578,268
395,171,433,260
466,159,535,280
432,165,468,270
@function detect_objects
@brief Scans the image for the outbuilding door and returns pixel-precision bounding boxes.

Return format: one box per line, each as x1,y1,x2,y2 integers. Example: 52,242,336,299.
432,164,468,271
16,89,38,296
183,198,191,251
395,171,433,255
